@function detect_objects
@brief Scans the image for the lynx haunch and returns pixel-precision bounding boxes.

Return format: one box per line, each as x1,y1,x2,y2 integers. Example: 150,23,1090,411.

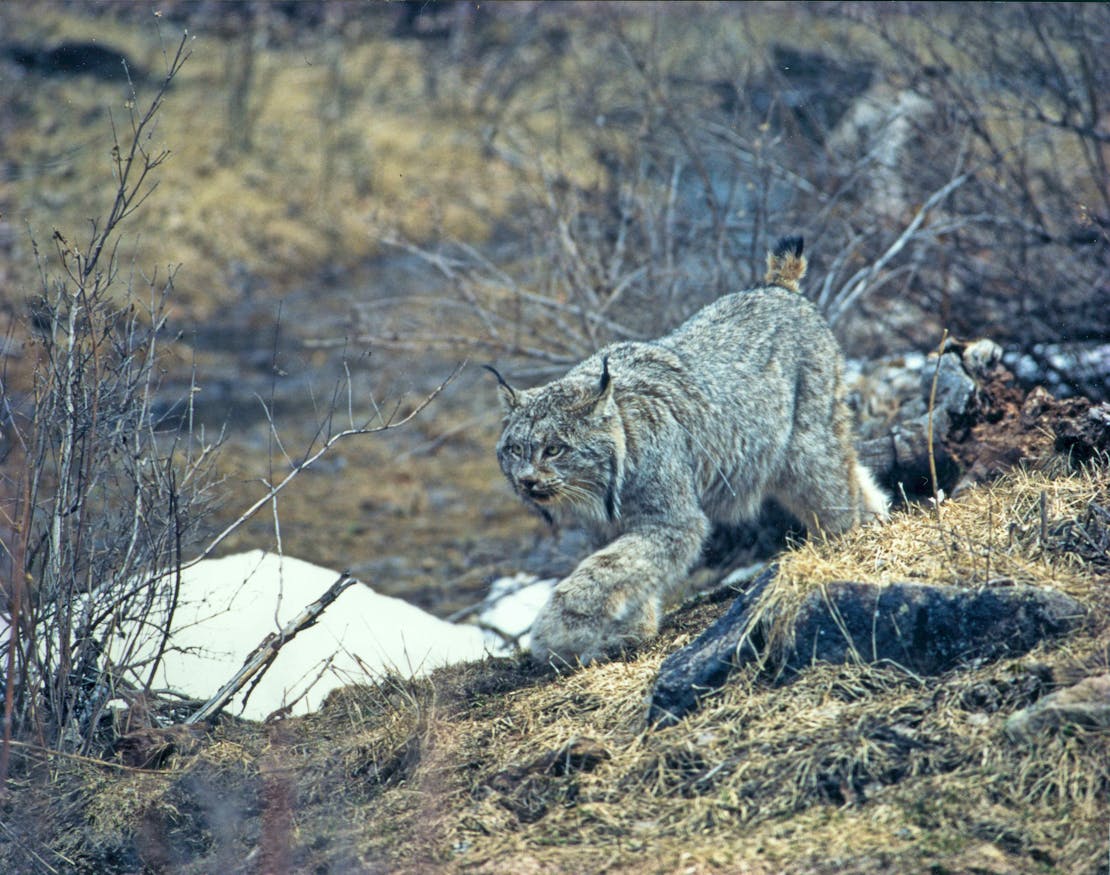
488,237,889,667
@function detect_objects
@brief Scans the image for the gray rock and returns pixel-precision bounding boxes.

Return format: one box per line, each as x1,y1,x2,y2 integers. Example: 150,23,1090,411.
961,339,1004,378
920,351,978,435
1004,673,1110,742
649,575,1086,727
852,344,989,499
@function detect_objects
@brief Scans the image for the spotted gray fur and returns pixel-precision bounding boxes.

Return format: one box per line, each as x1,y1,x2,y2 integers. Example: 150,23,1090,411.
490,237,889,667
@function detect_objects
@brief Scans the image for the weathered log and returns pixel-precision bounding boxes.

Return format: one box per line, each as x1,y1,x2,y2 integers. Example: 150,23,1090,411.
647,567,775,728
649,574,1085,727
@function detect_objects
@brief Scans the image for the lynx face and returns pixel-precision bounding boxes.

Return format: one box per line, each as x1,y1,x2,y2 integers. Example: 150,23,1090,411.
491,361,622,526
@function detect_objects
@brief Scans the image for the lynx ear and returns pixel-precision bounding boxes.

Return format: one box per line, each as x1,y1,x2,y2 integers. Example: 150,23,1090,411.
483,364,518,414
586,355,615,417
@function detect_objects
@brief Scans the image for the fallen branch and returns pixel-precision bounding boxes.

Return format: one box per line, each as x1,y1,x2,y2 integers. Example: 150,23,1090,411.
185,570,357,724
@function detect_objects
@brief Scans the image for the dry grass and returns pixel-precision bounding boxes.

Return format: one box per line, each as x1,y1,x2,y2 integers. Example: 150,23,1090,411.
0,3,918,323
10,459,1104,873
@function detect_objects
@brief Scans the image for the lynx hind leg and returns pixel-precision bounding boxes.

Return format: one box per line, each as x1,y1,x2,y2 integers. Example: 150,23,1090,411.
779,425,889,534
776,442,862,535
776,376,885,535
854,459,890,523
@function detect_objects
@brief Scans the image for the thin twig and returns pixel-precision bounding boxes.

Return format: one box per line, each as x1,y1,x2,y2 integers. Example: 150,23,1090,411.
926,329,950,522
828,173,970,326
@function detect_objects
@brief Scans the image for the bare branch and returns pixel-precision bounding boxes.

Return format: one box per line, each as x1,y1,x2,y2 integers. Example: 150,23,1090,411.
184,571,358,724
177,362,464,573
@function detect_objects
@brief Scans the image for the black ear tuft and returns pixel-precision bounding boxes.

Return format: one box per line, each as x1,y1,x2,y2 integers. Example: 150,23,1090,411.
772,235,804,258
483,364,517,405
598,355,611,397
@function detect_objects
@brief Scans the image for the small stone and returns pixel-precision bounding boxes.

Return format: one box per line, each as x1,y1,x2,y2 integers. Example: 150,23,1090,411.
1004,673,1110,742
961,339,1003,377
922,351,977,421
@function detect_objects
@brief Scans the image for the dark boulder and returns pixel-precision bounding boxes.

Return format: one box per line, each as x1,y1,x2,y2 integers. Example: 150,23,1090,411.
777,580,1084,677
649,575,1085,727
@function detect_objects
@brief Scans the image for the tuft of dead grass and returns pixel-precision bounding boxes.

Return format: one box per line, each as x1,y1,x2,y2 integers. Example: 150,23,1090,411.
783,463,1105,591
758,463,1109,638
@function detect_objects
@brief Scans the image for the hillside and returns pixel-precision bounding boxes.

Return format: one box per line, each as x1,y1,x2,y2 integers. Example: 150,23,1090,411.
6,461,1107,874
1,3,1107,873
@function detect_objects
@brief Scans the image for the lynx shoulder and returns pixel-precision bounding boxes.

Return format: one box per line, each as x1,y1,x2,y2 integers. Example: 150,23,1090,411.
488,236,889,667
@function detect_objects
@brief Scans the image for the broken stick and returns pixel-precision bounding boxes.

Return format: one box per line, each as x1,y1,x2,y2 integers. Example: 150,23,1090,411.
185,570,357,724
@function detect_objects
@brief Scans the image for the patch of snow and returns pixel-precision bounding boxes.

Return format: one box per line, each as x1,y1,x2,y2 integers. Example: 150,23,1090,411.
10,556,561,723
720,563,767,589
476,573,556,649
1005,342,1110,398
140,550,494,720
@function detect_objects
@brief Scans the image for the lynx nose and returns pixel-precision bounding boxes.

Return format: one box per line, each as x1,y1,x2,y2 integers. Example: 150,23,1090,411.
520,476,540,492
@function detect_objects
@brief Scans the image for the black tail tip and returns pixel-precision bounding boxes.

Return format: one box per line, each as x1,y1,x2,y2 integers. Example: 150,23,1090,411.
772,235,804,258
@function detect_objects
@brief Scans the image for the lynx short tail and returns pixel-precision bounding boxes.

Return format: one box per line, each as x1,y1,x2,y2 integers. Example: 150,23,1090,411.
765,235,807,292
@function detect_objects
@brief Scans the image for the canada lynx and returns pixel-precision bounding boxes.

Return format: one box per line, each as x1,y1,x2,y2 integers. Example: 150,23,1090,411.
489,237,889,666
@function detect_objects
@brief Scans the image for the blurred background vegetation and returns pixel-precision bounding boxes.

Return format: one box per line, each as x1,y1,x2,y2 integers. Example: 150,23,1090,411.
1,0,1107,606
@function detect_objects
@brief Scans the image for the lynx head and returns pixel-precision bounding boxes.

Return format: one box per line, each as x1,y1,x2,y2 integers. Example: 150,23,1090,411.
486,357,624,526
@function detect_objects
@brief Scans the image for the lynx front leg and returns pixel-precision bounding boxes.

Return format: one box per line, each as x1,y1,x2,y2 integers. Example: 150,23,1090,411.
530,516,707,667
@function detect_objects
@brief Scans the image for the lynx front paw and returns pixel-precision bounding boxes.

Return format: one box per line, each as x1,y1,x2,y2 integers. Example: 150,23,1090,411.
528,583,658,668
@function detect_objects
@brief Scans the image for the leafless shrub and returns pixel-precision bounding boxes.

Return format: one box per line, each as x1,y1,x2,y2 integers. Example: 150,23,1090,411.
0,27,463,769
864,3,1110,397
0,36,222,761
345,5,990,380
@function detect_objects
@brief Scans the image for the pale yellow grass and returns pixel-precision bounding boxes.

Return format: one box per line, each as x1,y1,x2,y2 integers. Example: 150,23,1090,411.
777,463,1103,596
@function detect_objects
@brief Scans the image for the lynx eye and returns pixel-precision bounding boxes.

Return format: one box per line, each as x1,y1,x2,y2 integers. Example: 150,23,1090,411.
542,442,567,459
503,442,524,458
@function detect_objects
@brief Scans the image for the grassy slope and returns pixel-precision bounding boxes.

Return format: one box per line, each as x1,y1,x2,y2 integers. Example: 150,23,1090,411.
15,463,1106,874
0,4,563,606
0,3,899,318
